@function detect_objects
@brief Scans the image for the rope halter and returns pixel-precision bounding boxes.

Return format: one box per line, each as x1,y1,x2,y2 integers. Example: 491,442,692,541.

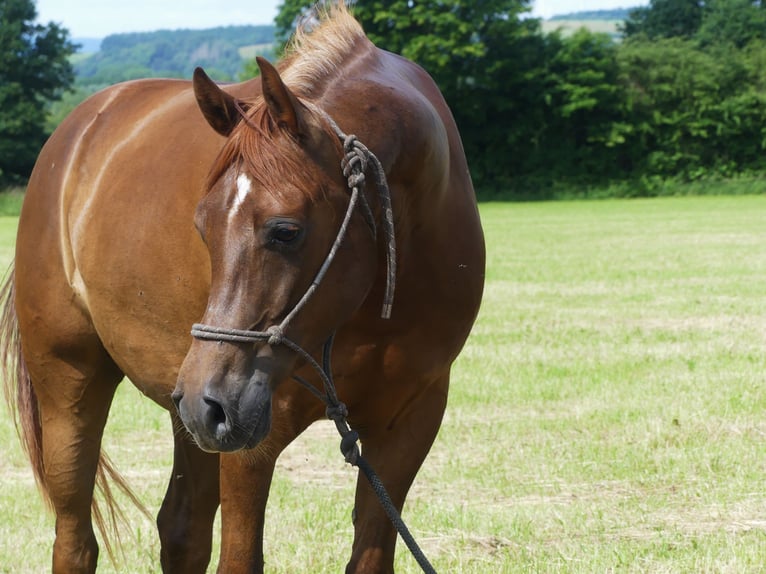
191,103,395,345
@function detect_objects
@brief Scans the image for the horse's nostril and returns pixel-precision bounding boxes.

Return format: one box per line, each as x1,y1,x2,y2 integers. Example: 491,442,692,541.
203,395,230,440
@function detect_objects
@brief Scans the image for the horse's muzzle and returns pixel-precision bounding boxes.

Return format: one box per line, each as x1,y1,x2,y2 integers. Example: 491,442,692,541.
172,373,272,453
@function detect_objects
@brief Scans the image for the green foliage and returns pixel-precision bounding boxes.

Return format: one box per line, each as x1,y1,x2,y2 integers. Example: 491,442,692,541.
617,37,766,181
622,0,704,39
75,26,276,83
696,0,766,48
240,53,268,82
458,16,551,185
49,27,278,129
44,84,105,132
541,29,629,179
540,19,621,41
0,0,76,184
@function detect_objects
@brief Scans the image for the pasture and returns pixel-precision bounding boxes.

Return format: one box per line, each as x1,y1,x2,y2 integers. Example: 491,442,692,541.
1,195,765,572
540,19,621,39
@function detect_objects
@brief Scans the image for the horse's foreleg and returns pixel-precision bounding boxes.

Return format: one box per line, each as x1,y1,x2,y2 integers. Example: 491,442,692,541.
215,388,320,574
215,447,278,574
345,376,449,574
158,416,220,573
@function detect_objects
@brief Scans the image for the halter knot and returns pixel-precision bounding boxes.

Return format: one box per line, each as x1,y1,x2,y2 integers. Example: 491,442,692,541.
341,135,368,191
342,133,360,153
339,429,360,465
266,325,284,346
326,403,349,421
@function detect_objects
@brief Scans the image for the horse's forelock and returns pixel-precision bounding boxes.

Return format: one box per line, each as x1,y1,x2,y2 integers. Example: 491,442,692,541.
205,103,330,204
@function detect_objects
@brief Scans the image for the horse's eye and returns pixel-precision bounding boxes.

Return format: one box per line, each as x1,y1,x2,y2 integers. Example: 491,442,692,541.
268,222,303,245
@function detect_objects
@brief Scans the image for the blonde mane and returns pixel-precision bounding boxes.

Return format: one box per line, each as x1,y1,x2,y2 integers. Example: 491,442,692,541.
279,2,368,96
205,2,369,195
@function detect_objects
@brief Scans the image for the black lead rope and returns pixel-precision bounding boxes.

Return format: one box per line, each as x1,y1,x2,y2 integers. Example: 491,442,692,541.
293,334,437,574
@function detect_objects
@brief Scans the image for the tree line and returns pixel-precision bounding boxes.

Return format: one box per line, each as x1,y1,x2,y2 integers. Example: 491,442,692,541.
3,0,766,198
276,0,766,198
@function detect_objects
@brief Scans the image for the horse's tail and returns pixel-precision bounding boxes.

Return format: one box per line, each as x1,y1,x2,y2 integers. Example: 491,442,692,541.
0,264,150,563
0,265,47,503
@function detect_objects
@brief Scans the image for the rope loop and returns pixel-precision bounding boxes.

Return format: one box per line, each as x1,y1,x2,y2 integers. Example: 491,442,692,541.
348,172,365,189
339,429,360,465
343,133,357,147
340,153,358,175
341,135,368,191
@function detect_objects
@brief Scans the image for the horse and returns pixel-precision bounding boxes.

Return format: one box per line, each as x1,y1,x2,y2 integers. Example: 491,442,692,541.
1,4,484,573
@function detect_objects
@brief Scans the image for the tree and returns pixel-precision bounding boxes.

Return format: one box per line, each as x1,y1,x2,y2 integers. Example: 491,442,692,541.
273,0,545,191
0,0,76,184
617,36,766,180
621,0,703,39
542,29,631,181
696,0,766,49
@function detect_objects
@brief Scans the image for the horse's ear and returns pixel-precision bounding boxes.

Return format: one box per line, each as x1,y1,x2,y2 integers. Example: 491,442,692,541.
193,67,242,137
257,56,305,137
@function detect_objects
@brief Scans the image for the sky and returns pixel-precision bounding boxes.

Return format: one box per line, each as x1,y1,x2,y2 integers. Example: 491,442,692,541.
36,0,644,39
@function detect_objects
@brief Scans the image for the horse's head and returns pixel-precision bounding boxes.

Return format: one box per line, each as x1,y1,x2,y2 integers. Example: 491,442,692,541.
173,58,380,452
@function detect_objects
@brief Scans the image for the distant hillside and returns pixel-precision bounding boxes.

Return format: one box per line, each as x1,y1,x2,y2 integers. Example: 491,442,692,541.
549,8,634,20
541,19,622,39
74,25,276,84
541,7,639,40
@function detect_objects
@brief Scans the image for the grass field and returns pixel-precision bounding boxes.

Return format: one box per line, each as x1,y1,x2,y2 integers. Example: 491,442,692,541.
540,19,621,39
1,195,765,572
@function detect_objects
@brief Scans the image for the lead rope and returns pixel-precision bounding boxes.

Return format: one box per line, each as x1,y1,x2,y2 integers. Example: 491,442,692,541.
191,106,435,572
299,334,437,574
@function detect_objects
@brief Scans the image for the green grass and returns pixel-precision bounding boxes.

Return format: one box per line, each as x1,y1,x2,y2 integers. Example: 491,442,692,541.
0,189,25,217
2,195,766,572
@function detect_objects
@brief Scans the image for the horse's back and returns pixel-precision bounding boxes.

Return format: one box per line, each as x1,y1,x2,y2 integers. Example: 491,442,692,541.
16,78,229,404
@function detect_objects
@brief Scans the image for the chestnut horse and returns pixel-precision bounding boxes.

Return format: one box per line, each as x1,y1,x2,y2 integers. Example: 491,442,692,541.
1,5,484,573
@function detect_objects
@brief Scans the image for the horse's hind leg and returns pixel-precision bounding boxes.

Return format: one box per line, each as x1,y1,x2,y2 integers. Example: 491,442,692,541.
346,375,449,574
24,331,124,574
158,417,220,573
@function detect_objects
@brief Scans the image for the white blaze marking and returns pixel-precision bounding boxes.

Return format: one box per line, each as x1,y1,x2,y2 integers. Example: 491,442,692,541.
229,173,252,221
